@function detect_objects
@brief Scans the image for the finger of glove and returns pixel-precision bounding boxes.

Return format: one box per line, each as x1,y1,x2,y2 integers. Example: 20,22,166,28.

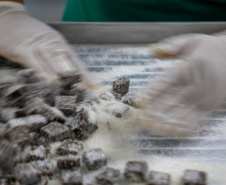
140,112,199,137
139,61,206,136
140,85,204,137
31,39,81,75
66,47,99,90
40,43,74,73
140,54,226,136
25,42,58,78
37,37,85,73
142,56,219,117
37,41,98,89
144,53,220,111
33,46,60,79
162,36,226,111
59,43,88,75
143,35,226,136
141,63,187,109
141,80,201,125
57,42,100,90
18,53,53,79
1,39,59,79
151,34,203,59
186,55,226,111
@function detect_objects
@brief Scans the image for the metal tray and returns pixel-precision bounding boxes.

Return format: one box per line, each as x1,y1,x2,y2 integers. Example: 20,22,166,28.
17,22,226,184
50,22,226,44
49,22,226,184
71,43,226,185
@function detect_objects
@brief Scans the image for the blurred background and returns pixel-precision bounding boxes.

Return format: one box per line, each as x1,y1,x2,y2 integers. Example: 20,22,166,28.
24,0,67,22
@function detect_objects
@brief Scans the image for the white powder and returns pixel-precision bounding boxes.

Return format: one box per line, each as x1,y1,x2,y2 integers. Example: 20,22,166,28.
47,179,61,185
21,145,32,161
29,145,46,158
8,115,47,128
75,45,226,184
49,142,61,157
83,87,148,157
83,84,226,185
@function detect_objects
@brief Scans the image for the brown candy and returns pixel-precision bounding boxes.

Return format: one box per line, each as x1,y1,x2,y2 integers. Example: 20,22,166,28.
41,106,66,123
41,122,69,142
57,70,82,89
4,84,26,98
31,159,57,176
15,109,25,117
146,171,170,185
57,155,80,169
2,96,26,108
26,145,49,162
124,161,148,182
183,170,207,185
14,163,41,185
76,105,98,133
65,117,89,140
82,148,107,171
25,97,66,122
70,84,86,103
57,139,83,156
6,126,33,146
0,141,19,172
96,167,120,185
61,170,83,185
0,81,14,97
31,133,49,147
112,77,130,96
55,96,77,116
0,174,16,184
0,124,7,138
16,69,41,84
22,82,48,95
8,114,47,132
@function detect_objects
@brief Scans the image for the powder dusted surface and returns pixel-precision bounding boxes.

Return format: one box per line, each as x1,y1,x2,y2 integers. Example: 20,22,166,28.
73,44,226,185
0,45,225,184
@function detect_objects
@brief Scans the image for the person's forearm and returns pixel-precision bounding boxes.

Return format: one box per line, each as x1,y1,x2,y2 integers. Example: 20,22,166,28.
0,0,23,3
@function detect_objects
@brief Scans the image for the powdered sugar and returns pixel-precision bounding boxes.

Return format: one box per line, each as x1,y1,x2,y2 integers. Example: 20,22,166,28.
74,44,226,184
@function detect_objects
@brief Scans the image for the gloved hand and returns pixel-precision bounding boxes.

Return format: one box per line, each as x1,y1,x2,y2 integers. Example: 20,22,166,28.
0,2,93,88
140,33,226,137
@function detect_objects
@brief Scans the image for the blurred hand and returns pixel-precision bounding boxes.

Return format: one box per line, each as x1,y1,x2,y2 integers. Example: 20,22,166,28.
140,33,226,136
0,2,93,88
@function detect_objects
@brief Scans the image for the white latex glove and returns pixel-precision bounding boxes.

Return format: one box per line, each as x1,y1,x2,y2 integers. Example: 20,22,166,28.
140,33,226,137
0,2,93,88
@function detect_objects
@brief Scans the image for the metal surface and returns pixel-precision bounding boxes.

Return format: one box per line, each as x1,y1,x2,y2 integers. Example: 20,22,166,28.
74,44,226,184
0,22,225,183
51,23,226,183
50,22,226,44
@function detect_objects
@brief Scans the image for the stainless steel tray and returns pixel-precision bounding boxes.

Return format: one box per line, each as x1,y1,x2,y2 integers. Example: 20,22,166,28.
50,22,226,44
52,23,226,185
